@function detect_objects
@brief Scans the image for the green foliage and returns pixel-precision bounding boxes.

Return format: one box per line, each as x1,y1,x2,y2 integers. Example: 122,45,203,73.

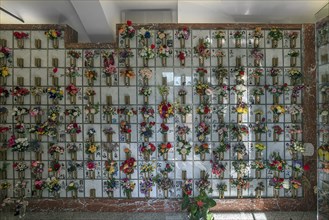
182,191,216,220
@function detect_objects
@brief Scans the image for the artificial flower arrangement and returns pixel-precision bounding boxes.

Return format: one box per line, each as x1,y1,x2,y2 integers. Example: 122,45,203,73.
103,105,117,116
45,29,62,40
66,67,83,79
84,50,99,66
232,160,249,176
140,106,155,120
195,122,211,142
103,64,117,78
159,122,169,134
48,143,65,155
13,161,28,172
45,177,61,193
182,179,193,197
120,68,135,84
140,176,154,197
66,143,79,154
176,125,191,139
255,143,266,152
210,159,226,178
138,27,153,44
140,121,156,139
271,104,286,116
0,181,11,190
196,103,212,115
12,107,29,118
267,152,287,173
195,80,213,96
67,50,81,59
34,179,45,192
139,67,153,80
11,86,30,97
287,141,305,154
177,50,188,63
0,46,11,60
287,68,302,80
14,122,26,134
29,106,44,118
268,27,283,41
161,163,173,175
176,104,192,116
85,142,98,155
288,104,303,115
65,122,81,134
213,67,228,79
101,50,115,65
196,67,208,77
252,87,265,96
230,177,251,190
119,20,135,39
251,68,264,78
213,141,230,160
154,172,174,197
253,27,264,38
177,140,192,158
230,124,249,140
139,44,156,60
175,27,190,40
252,119,268,134
232,102,248,114
270,67,282,77
64,107,81,119
157,45,172,58
66,181,78,192
0,86,9,98
105,177,117,196
13,31,29,39
120,156,137,176
234,142,247,158
178,88,187,99
139,86,152,97
265,83,289,97
233,30,243,39
194,143,210,155
66,83,80,96
85,103,100,115
158,101,175,120
8,135,29,152
231,84,246,96
117,107,137,118
49,159,61,174
86,160,96,172
119,48,134,59
290,161,309,175
139,142,156,159
290,178,302,190
288,31,299,39
157,30,170,42
85,69,97,83
30,86,44,97
158,85,170,98
251,160,266,171
251,49,264,61
196,172,212,193
214,30,226,39
287,50,299,57
158,142,173,156
193,38,211,58
47,86,64,101
214,84,229,99
269,177,285,189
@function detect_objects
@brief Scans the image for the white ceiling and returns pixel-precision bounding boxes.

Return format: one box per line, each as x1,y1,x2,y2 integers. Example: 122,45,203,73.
1,0,328,43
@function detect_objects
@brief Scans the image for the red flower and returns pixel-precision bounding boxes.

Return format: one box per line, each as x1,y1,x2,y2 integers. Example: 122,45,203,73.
151,44,155,49
150,143,156,151
303,164,310,171
166,143,172,149
127,20,132,26
53,67,58,73
239,71,244,76
196,201,204,207
140,122,147,127
54,163,61,171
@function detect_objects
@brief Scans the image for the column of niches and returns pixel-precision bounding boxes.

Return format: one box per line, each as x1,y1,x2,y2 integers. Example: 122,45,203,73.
209,29,231,199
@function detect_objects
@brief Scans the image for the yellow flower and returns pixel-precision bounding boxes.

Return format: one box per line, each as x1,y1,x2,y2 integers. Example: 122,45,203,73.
1,67,9,77
88,145,97,153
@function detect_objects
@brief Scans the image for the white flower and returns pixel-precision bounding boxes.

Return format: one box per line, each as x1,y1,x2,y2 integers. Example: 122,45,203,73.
90,109,96,114
180,148,187,155
205,88,213,96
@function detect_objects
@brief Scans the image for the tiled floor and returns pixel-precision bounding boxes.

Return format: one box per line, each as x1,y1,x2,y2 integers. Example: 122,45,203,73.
0,211,317,220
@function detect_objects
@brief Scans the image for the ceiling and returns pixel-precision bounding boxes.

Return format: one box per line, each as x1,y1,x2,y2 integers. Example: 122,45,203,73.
1,0,328,43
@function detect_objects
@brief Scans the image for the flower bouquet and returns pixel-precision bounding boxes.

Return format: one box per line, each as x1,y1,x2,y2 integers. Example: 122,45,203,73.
49,160,61,178
270,105,285,122
176,105,192,122
233,31,243,48
103,105,117,123
196,122,210,142
269,177,285,198
251,160,266,179
45,29,62,48
176,125,191,141
138,27,153,46
211,160,226,179
12,107,29,122
230,177,250,198
67,50,81,65
158,142,172,160
8,136,29,153
287,141,305,160
45,177,61,197
140,121,155,141
139,142,156,161
120,68,135,86
119,20,135,47
268,27,283,48
273,125,284,141
182,179,193,197
267,152,286,177
65,122,81,142
47,86,64,104
65,84,79,104
11,86,30,104
230,124,249,142
13,31,29,48
140,176,154,198
103,65,117,86
194,38,211,66
177,50,188,66
105,177,117,198
158,101,174,122
213,141,230,161
287,68,302,85
177,140,192,161
139,44,156,66
251,49,264,66
34,179,45,198
139,67,153,86
157,45,172,66
64,107,81,121
213,30,226,48
232,102,248,123
234,142,247,160
117,107,137,122
213,67,228,85
48,144,64,160
265,83,289,104
29,107,44,124
290,178,302,197
0,86,9,104
154,173,174,198
140,106,155,121
217,183,227,198
85,103,99,123
194,143,210,161
196,103,212,116
84,50,98,67
250,68,264,85
85,69,97,86
231,84,246,101
253,27,263,47
120,155,137,179
196,172,212,193
175,27,190,48
66,181,78,198
287,31,298,48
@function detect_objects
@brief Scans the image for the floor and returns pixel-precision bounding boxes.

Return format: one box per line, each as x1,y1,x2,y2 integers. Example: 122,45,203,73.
0,211,317,220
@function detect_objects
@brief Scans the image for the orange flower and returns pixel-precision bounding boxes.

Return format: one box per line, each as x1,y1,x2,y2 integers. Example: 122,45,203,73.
124,148,131,153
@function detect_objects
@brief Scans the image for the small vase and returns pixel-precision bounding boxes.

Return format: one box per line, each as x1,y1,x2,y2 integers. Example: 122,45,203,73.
256,170,261,179
219,191,224,199
291,96,297,104
218,95,224,104
255,151,262,160
237,189,243,198
71,151,77,161
254,38,259,48
291,114,298,123
35,39,41,49
88,114,94,123
107,134,113,142
236,57,241,67
89,170,95,179
17,39,24,49
17,152,24,161
124,76,130,86
53,39,59,49
124,38,131,48
290,57,297,67
126,191,132,199
35,151,42,161
291,188,297,198
255,133,261,142
272,39,278,48
0,77,7,86
217,114,224,123
272,57,279,67
273,188,279,198
237,152,244,160
217,38,223,48
272,75,278,85
143,152,150,161
71,190,78,199
36,190,42,198
70,95,76,104
125,133,131,143
237,114,242,123
88,78,94,86
18,171,25,179
70,58,76,66
256,189,262,198
235,38,241,48
0,97,6,105
181,153,187,161
0,58,6,67
143,96,149,105
273,133,279,141
163,189,169,198
53,191,60,198
200,153,206,161
143,58,148,67
108,191,114,198
106,115,112,124
273,115,279,123
181,115,186,123
162,57,167,67
88,96,94,104
290,38,296,49
254,59,260,67
273,95,279,104
0,151,7,161
180,58,185,66
70,134,77,142
163,152,168,161
180,38,185,48
217,56,223,67
35,58,41,68
106,76,112,86
125,57,130,67
199,57,204,67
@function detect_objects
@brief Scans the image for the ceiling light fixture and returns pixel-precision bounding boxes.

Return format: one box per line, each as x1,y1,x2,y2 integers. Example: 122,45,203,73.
0,7,24,23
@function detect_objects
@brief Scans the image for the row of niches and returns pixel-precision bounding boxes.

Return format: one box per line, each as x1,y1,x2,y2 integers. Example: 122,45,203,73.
1,48,302,68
